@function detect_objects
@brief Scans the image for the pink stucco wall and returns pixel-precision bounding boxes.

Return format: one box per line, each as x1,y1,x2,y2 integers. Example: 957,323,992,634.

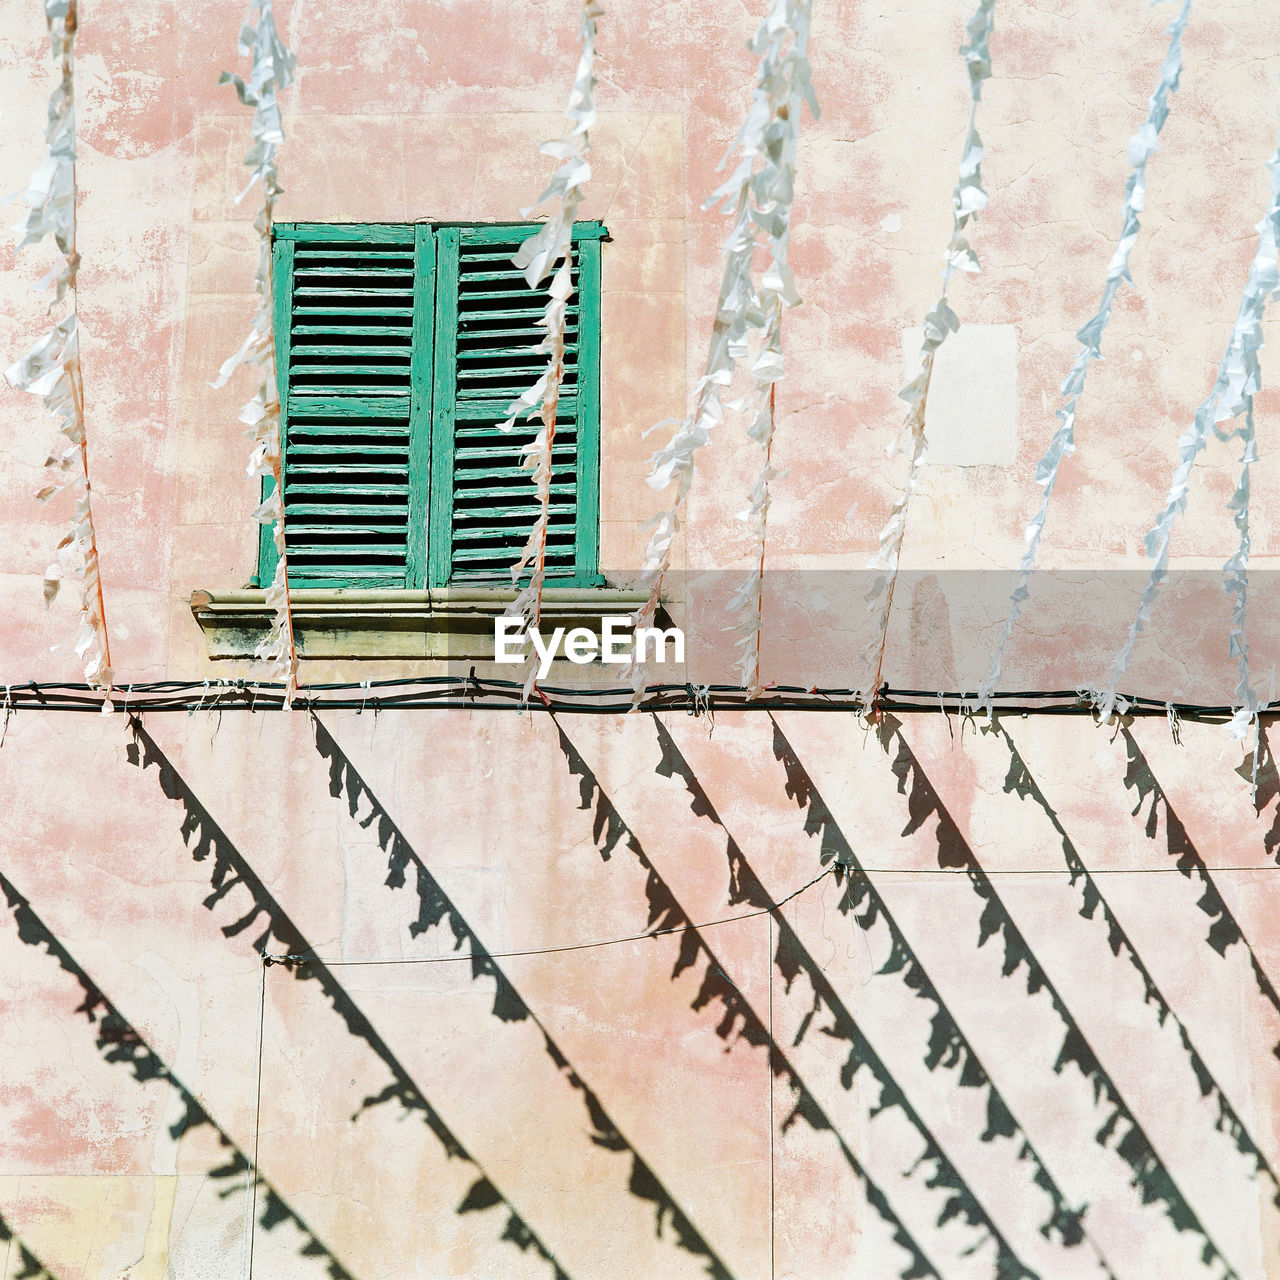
2,709,1280,1278
3,1,1280,1276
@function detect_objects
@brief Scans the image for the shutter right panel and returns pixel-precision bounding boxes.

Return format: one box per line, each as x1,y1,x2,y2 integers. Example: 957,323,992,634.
446,231,583,584
281,228,416,586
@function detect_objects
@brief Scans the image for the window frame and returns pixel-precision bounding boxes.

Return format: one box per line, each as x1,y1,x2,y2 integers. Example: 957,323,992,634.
257,220,606,592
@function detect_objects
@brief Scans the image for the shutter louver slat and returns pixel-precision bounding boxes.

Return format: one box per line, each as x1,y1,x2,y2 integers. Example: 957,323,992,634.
283,235,415,584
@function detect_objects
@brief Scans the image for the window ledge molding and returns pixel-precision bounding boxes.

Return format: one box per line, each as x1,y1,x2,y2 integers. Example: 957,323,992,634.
190,587,653,660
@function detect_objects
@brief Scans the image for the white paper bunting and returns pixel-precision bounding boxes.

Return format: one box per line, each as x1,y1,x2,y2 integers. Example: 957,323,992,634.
213,0,299,701
1093,115,1280,727
861,0,995,709
630,0,819,702
1223,411,1258,741
978,0,1189,715
502,0,603,702
727,0,816,698
5,0,113,706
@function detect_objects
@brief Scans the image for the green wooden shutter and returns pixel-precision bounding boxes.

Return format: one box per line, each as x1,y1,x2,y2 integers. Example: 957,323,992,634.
427,222,604,588
267,224,428,588
263,221,602,593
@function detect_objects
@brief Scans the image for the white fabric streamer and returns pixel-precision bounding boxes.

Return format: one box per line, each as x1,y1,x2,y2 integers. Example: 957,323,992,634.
630,0,819,702
1093,117,1280,727
213,0,299,701
1222,415,1257,740
862,0,996,708
6,0,112,705
978,0,1190,715
501,0,603,702
725,0,816,698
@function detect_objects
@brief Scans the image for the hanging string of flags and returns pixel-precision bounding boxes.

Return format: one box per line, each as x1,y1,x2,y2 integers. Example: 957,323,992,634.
5,0,113,708
503,0,604,701
862,0,996,708
976,0,1190,717
1093,116,1280,730
212,0,299,703
723,0,818,699
1223,401,1260,743
629,0,819,704
1183,141,1278,746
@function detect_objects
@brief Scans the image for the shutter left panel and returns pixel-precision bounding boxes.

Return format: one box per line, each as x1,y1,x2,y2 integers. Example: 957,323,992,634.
283,229,416,586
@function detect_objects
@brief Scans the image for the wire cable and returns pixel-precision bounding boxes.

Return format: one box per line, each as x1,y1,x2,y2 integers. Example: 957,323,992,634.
261,866,837,968
0,676,1262,720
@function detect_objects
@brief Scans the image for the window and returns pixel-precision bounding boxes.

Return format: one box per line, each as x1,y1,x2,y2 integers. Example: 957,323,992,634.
258,221,605,591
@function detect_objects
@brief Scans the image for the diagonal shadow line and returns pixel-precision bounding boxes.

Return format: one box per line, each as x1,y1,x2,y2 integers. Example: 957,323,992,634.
0,871,353,1280
1124,726,1280,1059
549,718,947,1280
655,721,1095,1280
998,723,1280,1208
871,713,1241,1280
0,1209,60,1280
309,715,736,1280
123,717,571,1280
653,716,1113,1276
1239,722,1280,861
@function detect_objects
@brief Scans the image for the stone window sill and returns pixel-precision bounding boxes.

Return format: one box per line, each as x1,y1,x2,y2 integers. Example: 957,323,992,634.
189,587,654,660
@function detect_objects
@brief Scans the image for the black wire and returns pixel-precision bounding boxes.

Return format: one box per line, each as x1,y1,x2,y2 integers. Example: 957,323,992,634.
249,852,1280,970
261,866,838,967
0,677,1258,720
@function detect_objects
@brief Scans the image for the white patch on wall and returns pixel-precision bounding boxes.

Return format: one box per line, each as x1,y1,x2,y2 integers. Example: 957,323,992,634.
901,322,1017,466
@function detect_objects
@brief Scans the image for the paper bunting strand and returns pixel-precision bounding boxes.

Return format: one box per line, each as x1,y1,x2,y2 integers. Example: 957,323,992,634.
5,0,113,705
862,0,995,707
725,0,817,697
977,1,1190,715
212,0,299,702
1223,408,1258,740
502,1,603,701
1093,115,1280,727
630,0,819,702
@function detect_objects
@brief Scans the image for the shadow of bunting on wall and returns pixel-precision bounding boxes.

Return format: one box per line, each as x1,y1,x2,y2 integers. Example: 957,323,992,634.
308,714,735,1280
867,714,1242,1280
0,1209,61,1280
551,717,995,1280
994,722,1280,1206
123,718,571,1280
1238,724,1280,862
650,717,1106,1274
1122,726,1280,1058
0,871,353,1280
